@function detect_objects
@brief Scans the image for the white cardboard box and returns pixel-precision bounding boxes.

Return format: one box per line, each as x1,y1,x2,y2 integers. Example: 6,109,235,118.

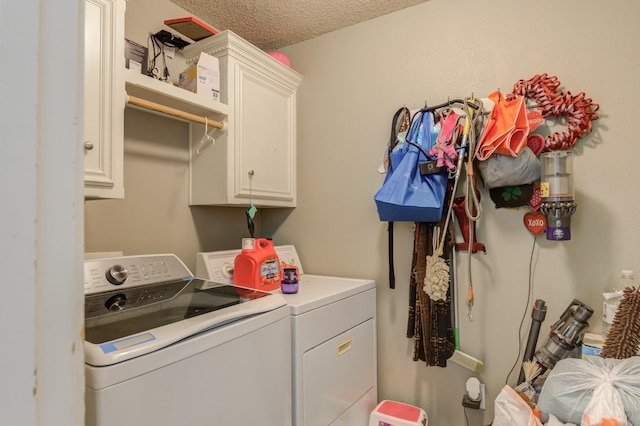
581,332,604,359
178,52,220,102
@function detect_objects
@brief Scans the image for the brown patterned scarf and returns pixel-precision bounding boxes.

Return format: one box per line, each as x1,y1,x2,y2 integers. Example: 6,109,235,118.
407,218,456,366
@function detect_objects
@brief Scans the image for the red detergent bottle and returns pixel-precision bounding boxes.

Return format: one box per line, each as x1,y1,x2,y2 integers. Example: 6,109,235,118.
233,238,281,291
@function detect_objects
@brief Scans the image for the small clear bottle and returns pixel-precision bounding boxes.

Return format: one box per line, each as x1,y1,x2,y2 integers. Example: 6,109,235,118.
602,270,637,340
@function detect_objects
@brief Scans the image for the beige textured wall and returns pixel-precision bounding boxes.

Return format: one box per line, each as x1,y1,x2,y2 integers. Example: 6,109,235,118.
84,108,256,271
271,0,640,423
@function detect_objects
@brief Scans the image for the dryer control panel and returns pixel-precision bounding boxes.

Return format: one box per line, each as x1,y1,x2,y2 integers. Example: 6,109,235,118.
195,245,304,284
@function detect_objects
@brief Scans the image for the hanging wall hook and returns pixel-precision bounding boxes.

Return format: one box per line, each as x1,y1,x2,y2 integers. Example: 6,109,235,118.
196,118,227,155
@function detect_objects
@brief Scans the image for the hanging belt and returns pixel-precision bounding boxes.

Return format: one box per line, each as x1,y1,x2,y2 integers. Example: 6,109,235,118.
385,107,411,289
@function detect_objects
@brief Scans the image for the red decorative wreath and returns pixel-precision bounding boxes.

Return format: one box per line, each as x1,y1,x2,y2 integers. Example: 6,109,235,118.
506,73,599,152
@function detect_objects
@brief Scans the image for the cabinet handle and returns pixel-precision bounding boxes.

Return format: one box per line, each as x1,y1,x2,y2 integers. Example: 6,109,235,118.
248,170,255,177
84,141,94,151
337,337,352,356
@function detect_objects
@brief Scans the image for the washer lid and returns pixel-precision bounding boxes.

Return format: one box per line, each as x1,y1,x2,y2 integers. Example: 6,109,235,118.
282,274,375,315
84,279,286,366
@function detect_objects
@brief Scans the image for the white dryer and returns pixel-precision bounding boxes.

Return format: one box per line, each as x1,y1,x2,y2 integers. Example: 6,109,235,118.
196,245,378,426
84,254,292,426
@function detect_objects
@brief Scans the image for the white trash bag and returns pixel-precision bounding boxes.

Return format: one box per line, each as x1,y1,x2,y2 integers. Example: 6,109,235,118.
493,385,543,426
547,414,578,426
537,357,640,426
477,146,540,188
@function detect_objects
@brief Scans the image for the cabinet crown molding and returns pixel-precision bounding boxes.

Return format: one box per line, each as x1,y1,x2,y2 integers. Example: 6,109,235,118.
183,30,302,89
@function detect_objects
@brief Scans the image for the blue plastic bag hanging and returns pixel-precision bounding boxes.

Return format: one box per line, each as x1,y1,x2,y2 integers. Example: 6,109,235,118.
374,110,448,222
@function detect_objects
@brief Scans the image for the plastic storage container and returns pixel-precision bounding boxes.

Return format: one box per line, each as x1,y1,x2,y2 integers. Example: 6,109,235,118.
602,270,637,340
233,238,281,291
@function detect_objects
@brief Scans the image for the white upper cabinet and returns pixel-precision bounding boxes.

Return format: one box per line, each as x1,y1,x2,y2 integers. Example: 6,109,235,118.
83,0,126,199
184,31,302,207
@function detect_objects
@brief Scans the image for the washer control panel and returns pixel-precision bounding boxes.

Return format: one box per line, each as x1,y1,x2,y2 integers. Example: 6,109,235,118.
105,264,128,285
83,254,192,295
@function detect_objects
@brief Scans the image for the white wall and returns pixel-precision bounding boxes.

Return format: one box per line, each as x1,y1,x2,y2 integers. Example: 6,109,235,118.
269,0,640,423
1,0,85,424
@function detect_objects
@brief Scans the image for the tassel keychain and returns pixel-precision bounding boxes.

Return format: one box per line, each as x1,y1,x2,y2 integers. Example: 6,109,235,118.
424,226,450,301
245,171,257,238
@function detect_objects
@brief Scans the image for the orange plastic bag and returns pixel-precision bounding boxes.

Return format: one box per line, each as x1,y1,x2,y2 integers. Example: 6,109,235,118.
476,91,530,161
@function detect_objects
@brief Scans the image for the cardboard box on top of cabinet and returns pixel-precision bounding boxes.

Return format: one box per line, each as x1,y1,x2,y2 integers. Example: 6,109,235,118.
178,52,220,102
125,39,148,75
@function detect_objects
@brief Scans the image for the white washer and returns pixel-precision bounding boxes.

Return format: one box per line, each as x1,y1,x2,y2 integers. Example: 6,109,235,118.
84,254,292,426
196,245,378,426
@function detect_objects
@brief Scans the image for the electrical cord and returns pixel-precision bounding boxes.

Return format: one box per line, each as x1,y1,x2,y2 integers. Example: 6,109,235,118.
147,34,160,78
464,406,495,426
504,235,538,385
147,34,170,81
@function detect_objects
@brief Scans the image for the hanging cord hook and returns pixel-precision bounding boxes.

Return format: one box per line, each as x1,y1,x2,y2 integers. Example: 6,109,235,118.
464,97,483,222
460,96,486,321
196,117,218,155
245,170,257,238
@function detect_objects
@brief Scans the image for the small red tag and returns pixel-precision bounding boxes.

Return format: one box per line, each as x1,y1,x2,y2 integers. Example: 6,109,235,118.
527,133,545,157
524,211,546,236
529,186,542,211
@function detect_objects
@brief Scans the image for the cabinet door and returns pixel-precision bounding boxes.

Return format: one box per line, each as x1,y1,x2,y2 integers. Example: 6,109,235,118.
84,0,125,199
232,61,297,206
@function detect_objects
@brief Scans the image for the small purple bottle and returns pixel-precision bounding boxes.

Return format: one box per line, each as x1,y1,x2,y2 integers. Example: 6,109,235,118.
281,267,299,294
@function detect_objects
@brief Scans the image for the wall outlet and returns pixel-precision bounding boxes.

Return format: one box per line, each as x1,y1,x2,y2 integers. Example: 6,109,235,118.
462,377,485,410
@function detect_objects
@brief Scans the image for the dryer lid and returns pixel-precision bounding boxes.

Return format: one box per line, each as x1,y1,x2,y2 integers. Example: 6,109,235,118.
283,274,375,315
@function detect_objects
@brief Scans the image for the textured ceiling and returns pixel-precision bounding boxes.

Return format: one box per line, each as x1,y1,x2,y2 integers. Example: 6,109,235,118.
170,0,429,51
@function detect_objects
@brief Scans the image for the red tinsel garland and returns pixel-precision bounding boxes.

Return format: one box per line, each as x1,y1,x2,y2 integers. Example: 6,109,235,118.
506,73,600,152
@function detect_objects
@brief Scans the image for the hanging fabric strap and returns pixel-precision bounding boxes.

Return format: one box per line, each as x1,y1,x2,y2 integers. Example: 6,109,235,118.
385,107,411,289
428,109,461,172
388,222,395,289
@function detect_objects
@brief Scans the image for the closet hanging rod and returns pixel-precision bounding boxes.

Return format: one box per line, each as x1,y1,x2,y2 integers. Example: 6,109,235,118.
126,95,225,129
420,98,482,112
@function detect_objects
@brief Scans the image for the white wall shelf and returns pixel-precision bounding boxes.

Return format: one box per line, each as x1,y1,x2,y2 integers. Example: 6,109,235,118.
124,68,229,122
